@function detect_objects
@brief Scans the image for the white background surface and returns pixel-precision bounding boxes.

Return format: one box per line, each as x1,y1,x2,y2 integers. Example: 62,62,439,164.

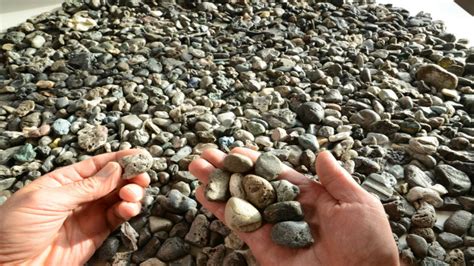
0,0,473,43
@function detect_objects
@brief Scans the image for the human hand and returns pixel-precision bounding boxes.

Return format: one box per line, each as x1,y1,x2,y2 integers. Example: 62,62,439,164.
189,147,399,266
0,149,150,265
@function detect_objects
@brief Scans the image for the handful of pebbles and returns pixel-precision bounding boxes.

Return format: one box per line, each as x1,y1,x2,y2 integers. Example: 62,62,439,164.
205,152,314,248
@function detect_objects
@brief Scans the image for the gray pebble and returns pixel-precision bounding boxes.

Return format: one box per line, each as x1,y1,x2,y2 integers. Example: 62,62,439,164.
263,201,304,223
205,169,231,201
243,174,276,209
271,221,314,248
223,153,254,173
118,150,153,179
255,153,283,181
271,180,300,202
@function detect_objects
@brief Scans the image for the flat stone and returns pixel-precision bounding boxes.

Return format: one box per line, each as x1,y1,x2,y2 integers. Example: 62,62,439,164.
404,165,433,188
420,257,449,266
434,164,471,196
149,217,173,233
224,197,262,232
0,178,16,191
263,201,304,223
271,221,314,248
298,133,319,152
438,232,463,249
255,152,283,181
416,64,458,90
121,114,143,130
409,136,439,155
223,154,254,173
406,187,443,208
243,174,276,209
205,169,231,201
349,109,380,129
444,210,472,236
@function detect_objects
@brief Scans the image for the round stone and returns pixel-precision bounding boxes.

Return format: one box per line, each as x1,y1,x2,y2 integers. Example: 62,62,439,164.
416,64,458,90
444,210,473,236
223,154,254,173
255,153,283,181
224,197,262,232
271,221,314,248
52,118,71,135
406,234,428,258
296,102,324,125
243,174,276,209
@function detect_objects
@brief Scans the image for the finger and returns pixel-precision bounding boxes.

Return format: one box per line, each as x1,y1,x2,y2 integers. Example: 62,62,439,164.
72,149,143,179
195,186,225,219
55,162,123,209
230,147,309,186
195,186,278,256
189,158,217,185
106,201,142,230
119,184,145,202
315,151,366,203
201,148,226,169
127,172,151,187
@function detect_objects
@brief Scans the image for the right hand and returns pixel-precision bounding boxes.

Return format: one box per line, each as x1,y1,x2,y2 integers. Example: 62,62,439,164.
189,147,399,266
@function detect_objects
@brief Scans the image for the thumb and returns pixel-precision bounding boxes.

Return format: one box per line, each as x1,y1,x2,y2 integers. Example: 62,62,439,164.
56,162,123,209
315,151,366,203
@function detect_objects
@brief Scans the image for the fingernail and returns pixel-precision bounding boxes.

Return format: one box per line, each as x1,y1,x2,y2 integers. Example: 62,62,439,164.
96,162,119,179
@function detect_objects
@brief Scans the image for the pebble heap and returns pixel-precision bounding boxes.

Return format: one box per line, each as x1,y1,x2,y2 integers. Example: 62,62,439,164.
0,0,473,265
208,152,313,248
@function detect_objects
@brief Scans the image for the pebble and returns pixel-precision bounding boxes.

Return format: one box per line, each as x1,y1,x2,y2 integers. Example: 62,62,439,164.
434,165,471,196
242,174,276,209
438,232,463,250
296,102,324,125
162,189,197,214
409,136,439,155
205,169,231,201
52,119,71,135
404,165,433,188
229,173,246,199
224,197,262,232
149,217,173,233
77,125,108,152
298,134,319,152
118,150,153,179
255,153,283,181
184,214,209,247
121,115,143,130
156,237,190,262
444,210,472,236
416,64,458,90
406,187,443,208
406,234,428,258
263,201,304,223
271,221,314,248
30,35,46,48
223,154,254,173
271,180,300,202
13,143,36,163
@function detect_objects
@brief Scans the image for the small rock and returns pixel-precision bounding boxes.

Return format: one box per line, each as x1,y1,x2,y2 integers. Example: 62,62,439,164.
298,134,319,152
223,154,254,173
255,153,283,181
434,164,471,196
95,237,120,261
118,150,153,179
243,174,276,209
163,189,197,214
271,180,300,202
229,173,246,199
271,221,314,248
407,234,428,258
225,197,262,232
52,119,71,135
416,64,458,90
13,143,36,163
263,201,304,223
156,237,190,262
438,232,463,249
30,35,46,48
206,169,231,201
406,187,443,208
444,210,472,236
121,114,143,130
77,125,108,152
184,214,209,247
149,217,173,233
296,102,324,125
409,137,439,155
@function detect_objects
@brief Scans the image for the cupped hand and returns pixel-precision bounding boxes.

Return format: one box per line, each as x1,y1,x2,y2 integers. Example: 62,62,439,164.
189,147,399,266
0,149,150,265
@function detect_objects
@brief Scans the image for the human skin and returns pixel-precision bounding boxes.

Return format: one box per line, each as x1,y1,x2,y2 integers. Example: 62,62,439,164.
0,149,150,265
189,147,400,266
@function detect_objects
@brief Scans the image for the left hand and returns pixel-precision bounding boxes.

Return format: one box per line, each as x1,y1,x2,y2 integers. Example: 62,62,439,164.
0,149,150,265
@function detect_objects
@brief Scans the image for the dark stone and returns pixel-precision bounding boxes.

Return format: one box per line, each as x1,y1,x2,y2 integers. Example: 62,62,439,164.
444,210,472,236
156,237,190,262
407,234,428,258
263,201,304,223
296,102,324,125
438,232,463,250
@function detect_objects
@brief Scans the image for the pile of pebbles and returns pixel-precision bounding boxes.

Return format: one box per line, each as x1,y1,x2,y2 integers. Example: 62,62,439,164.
208,152,313,248
0,0,473,265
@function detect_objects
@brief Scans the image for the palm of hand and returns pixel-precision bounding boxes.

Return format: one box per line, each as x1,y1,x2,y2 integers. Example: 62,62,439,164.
0,150,149,265
189,148,399,266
